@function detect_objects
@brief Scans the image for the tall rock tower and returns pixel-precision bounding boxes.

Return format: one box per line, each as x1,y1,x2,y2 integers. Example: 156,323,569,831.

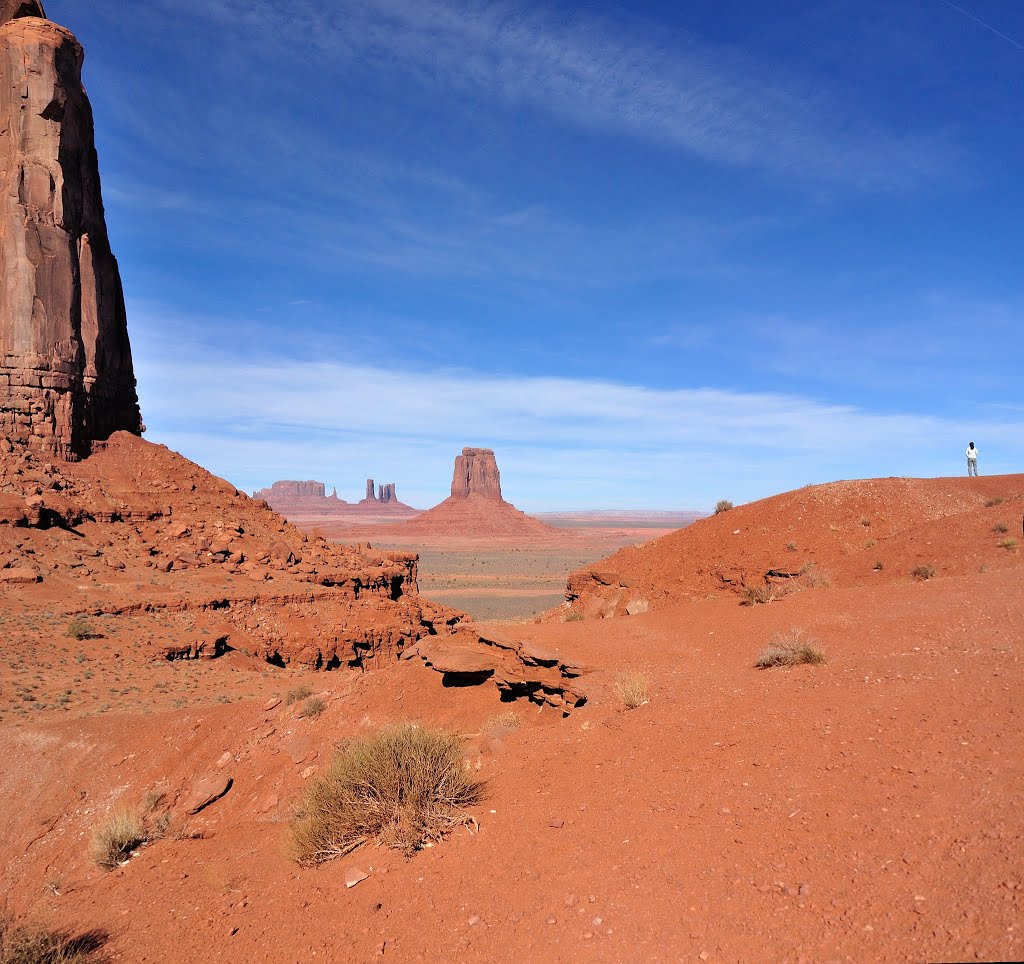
0,2,141,459
450,448,503,501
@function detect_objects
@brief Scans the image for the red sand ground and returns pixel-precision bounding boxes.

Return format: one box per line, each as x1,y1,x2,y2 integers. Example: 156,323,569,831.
2,458,1022,963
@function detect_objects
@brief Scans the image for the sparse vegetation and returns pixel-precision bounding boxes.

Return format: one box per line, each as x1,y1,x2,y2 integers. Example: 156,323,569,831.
874,560,884,571
564,612,584,623
985,496,1005,507
859,517,871,527
614,670,650,708
485,710,520,730
299,696,326,720
741,583,779,606
89,809,147,870
714,500,734,514
786,542,797,551
755,631,826,669
284,684,313,706
289,724,483,864
998,538,1018,551
0,916,107,964
992,522,1009,534
911,565,936,581
800,563,832,588
65,618,93,641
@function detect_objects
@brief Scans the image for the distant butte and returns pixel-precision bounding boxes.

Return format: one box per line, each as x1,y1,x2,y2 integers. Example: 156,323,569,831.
389,447,553,537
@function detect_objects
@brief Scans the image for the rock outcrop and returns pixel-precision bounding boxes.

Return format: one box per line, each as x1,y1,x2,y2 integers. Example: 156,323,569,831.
0,6,142,459
364,479,398,504
451,447,502,501
255,480,330,501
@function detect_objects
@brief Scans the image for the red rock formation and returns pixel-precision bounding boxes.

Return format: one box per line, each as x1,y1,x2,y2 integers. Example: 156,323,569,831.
0,5,141,459
0,1,45,24
363,479,399,504
451,447,502,500
254,480,331,501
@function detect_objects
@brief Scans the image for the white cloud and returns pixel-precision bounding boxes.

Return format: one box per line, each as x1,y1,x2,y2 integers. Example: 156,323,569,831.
131,314,1024,510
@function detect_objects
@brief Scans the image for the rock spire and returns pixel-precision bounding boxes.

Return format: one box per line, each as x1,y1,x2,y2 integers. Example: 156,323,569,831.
0,7,142,459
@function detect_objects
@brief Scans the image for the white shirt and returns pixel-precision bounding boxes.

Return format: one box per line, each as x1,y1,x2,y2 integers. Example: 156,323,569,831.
967,447,978,459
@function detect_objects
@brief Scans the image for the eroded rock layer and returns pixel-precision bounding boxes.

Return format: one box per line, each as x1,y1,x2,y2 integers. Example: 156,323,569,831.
451,447,502,501
0,11,141,459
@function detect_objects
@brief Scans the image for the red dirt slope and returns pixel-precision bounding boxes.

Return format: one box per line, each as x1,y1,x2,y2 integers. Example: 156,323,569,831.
565,474,1024,617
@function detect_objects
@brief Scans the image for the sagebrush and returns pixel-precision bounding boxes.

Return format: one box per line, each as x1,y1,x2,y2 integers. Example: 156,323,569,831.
755,631,826,669
714,500,734,514
289,725,483,864
0,916,107,964
89,809,147,870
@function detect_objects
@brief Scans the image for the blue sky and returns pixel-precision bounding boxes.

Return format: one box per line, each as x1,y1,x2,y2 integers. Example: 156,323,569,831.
51,0,1023,510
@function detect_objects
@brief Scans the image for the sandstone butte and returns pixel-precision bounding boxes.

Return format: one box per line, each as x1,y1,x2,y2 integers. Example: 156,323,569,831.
3,6,1024,964
252,477,419,522
0,1,141,460
385,446,555,537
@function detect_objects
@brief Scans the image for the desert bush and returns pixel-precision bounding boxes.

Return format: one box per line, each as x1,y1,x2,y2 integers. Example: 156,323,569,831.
614,670,650,709
911,565,936,581
563,612,584,623
999,538,1018,550
89,809,147,870
800,563,832,588
755,631,826,669
874,560,884,571
714,500,734,514
299,697,326,720
289,724,483,864
741,583,778,605
859,517,871,527
785,542,797,551
284,684,313,706
992,521,1009,534
65,618,93,641
985,496,1005,507
0,916,107,964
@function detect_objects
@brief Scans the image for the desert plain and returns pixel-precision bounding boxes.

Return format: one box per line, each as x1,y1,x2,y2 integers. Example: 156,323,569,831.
1,3,1023,964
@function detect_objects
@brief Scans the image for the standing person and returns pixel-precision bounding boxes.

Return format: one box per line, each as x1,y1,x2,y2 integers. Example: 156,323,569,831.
966,442,979,477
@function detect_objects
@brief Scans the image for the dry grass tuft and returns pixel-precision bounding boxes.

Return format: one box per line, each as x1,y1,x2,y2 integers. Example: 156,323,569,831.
563,612,584,623
289,724,483,864
755,630,826,669
614,670,650,709
299,697,326,720
284,684,313,706
714,500,734,514
800,564,833,588
0,916,107,964
911,564,936,581
992,521,1009,534
985,496,1005,507
741,583,779,606
89,809,147,870
998,538,1018,551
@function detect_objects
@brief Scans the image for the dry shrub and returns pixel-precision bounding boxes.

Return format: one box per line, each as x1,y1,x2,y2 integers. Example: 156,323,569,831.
289,724,483,864
614,670,650,709
563,612,584,623
911,564,936,581
299,697,326,720
65,618,93,641
992,521,1009,534
284,684,313,706
800,564,832,589
89,809,147,870
999,538,1018,551
714,500,734,514
985,496,1005,507
755,631,826,669
741,583,779,606
0,916,107,964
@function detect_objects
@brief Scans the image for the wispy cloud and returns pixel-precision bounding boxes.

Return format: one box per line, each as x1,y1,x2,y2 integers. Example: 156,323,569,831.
99,0,955,190
131,309,1024,509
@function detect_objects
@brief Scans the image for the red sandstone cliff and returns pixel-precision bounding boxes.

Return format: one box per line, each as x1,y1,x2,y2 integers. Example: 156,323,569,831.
0,2,141,459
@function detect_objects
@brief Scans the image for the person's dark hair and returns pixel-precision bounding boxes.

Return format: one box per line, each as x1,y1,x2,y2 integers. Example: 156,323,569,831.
969,442,975,448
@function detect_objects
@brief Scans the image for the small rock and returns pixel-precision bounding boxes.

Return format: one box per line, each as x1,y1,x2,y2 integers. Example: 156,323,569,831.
549,819,564,829
216,751,233,768
467,916,481,926
345,867,369,889
263,697,281,711
546,916,557,925
186,775,233,815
